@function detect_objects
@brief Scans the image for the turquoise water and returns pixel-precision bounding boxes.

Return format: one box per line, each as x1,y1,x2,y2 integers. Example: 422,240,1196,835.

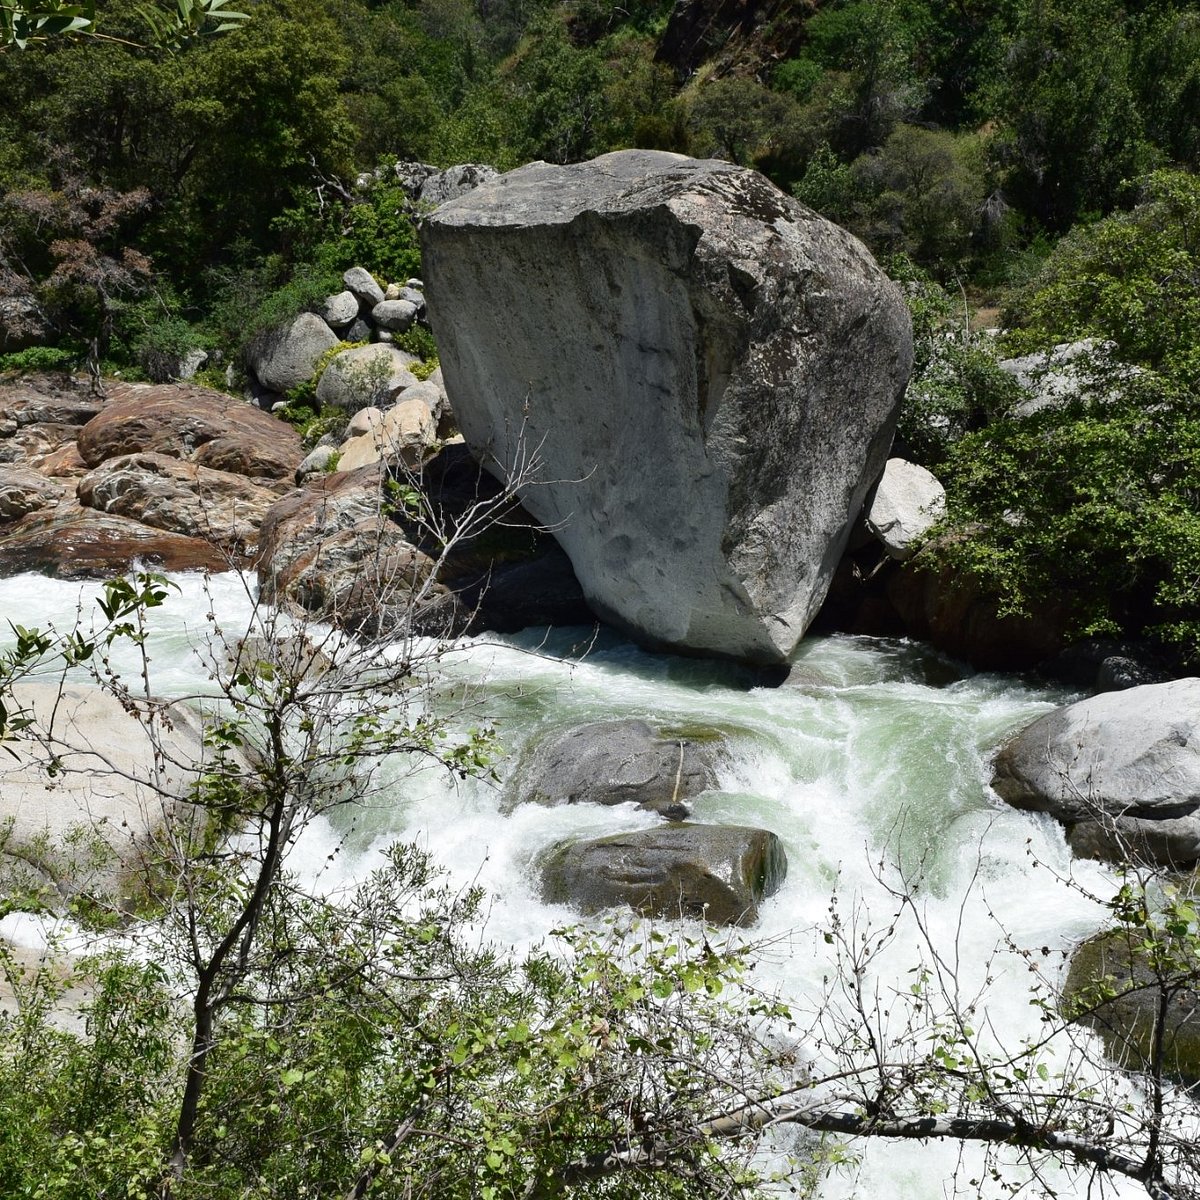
0,571,1140,1198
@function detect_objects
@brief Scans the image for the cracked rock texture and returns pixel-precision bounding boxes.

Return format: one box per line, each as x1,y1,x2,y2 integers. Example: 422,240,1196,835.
421,150,912,665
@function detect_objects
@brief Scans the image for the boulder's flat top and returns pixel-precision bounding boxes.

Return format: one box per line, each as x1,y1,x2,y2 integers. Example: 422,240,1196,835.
429,149,798,228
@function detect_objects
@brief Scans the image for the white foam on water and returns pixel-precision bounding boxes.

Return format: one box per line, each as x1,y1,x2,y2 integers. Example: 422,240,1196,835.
0,572,1159,1198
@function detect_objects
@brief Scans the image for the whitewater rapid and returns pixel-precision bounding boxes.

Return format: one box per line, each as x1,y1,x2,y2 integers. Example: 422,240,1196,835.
0,569,1137,1199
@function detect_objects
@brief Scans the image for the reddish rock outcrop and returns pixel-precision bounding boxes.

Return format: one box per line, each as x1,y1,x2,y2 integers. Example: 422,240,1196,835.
256,466,447,633
77,383,302,480
76,452,282,559
0,508,230,578
0,465,70,522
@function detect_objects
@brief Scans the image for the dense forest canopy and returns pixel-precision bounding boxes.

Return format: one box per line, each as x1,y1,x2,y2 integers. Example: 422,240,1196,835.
0,0,1198,658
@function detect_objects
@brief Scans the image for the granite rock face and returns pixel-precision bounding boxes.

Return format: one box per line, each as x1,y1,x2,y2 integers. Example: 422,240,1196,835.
421,150,912,665
993,679,1200,867
508,718,724,818
542,823,787,926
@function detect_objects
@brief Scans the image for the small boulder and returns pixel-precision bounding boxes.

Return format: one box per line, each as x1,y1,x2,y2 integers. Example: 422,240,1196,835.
256,466,449,635
0,295,50,349
372,299,419,333
415,163,498,206
1042,638,1172,693
0,375,103,429
346,406,383,438
295,443,340,483
177,348,209,381
321,290,360,329
335,399,436,472
246,312,339,393
993,679,1200,867
542,823,787,926
0,421,83,471
393,286,425,310
998,339,1141,418
864,458,945,561
315,344,421,411
343,266,385,308
509,718,724,817
0,465,69,521
395,379,445,418
345,317,373,343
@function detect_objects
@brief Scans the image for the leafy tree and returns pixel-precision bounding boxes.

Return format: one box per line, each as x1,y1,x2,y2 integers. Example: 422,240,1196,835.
798,0,926,157
1004,168,1200,382
504,13,609,163
0,0,94,50
0,152,155,374
685,76,799,168
0,0,248,52
16,0,354,293
985,0,1150,229
1132,4,1200,169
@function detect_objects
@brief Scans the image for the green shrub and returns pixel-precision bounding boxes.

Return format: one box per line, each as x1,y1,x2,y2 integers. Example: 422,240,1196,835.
934,365,1200,660
1003,169,1200,383
900,339,1024,468
392,324,438,365
132,316,207,383
773,56,824,102
0,344,80,373
205,259,342,362
332,181,423,284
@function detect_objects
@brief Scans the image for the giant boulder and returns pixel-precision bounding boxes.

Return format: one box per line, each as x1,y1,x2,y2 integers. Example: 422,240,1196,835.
421,150,912,665
993,679,1200,867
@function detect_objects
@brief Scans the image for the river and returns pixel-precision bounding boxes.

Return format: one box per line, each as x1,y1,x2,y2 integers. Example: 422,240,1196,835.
0,569,1142,1198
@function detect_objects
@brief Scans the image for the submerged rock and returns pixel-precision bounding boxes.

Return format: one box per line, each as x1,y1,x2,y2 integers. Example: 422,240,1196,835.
509,718,724,817
543,823,787,926
422,149,912,666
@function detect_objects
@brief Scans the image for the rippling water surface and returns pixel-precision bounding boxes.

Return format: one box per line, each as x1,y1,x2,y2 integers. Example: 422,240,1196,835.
0,570,1139,1198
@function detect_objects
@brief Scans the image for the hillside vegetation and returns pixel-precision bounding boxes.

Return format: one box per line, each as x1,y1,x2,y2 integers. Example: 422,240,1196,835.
1,0,1198,655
